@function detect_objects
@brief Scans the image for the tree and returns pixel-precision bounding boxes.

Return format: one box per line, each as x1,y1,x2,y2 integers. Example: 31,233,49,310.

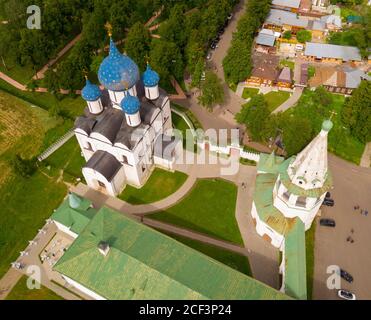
235,94,271,141
191,58,204,88
223,38,252,84
12,155,37,178
342,81,371,143
296,30,312,43
198,71,224,110
125,22,151,71
313,86,333,107
149,39,184,81
283,31,292,40
158,4,188,50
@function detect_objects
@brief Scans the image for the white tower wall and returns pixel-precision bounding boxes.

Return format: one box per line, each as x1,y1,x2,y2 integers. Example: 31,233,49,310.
145,85,159,100
87,99,104,114
125,111,141,127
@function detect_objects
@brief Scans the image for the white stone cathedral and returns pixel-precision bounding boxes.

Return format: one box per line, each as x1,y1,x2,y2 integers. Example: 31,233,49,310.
74,37,182,196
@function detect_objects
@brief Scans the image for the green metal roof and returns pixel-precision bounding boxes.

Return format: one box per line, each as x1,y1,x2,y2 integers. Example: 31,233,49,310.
54,207,290,300
284,218,307,300
253,173,297,236
51,194,97,235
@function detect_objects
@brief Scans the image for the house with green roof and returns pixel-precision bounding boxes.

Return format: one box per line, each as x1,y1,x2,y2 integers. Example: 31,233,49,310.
251,120,333,299
51,204,290,300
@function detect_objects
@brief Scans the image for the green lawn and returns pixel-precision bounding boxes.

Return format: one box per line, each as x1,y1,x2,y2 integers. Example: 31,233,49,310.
172,112,190,138
288,90,365,164
160,231,252,276
0,172,67,278
0,78,86,119
119,168,188,205
306,221,316,300
280,60,295,70
0,59,35,85
151,178,243,245
6,276,63,300
264,91,291,112
0,89,69,278
44,136,85,181
242,87,259,99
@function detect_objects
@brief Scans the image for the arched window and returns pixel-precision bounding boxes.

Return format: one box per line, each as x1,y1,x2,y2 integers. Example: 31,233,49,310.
296,196,307,208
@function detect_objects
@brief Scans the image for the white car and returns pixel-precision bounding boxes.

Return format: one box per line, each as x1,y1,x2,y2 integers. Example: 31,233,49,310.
338,290,356,300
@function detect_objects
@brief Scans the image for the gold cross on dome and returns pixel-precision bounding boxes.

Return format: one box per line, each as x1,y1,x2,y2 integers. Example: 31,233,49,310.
82,69,88,80
105,22,113,37
329,110,337,120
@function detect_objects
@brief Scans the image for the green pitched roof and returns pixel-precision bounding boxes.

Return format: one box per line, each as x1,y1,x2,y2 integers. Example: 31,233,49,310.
51,194,97,235
54,207,290,300
284,218,307,300
253,173,297,235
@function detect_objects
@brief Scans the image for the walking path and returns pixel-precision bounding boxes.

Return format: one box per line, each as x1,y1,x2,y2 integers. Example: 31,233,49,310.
0,268,22,300
143,217,251,256
33,34,82,80
0,223,88,300
360,142,371,168
272,87,303,114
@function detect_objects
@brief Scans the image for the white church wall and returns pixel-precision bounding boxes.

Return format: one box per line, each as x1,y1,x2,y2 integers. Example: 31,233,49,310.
82,168,119,196
62,275,106,300
53,221,79,239
273,194,325,230
145,86,159,100
87,99,103,115
251,202,285,250
109,90,126,107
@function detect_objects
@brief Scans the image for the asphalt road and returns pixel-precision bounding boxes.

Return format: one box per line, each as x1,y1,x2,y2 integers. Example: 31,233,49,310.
313,154,371,300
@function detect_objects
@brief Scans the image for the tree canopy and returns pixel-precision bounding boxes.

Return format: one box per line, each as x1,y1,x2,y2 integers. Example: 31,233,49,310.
198,71,224,110
342,81,371,143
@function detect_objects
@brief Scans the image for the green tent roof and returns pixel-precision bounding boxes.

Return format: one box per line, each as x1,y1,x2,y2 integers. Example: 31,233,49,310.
51,194,97,235
284,218,307,300
54,207,290,300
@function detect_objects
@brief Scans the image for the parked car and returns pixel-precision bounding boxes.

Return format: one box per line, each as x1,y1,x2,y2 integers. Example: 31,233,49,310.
295,44,304,51
323,198,335,207
338,290,356,300
320,218,336,227
325,192,331,199
210,42,217,50
227,13,233,20
340,269,354,283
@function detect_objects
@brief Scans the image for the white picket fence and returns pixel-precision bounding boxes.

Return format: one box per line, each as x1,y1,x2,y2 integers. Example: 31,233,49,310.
37,129,75,162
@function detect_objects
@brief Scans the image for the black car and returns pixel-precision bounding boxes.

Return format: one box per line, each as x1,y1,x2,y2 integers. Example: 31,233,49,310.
320,218,336,227
323,198,335,207
325,192,331,199
210,42,217,50
340,269,354,283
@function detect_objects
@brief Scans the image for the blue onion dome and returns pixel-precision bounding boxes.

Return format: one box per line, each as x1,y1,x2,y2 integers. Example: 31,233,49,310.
98,38,140,91
81,79,102,101
120,92,140,115
142,63,160,87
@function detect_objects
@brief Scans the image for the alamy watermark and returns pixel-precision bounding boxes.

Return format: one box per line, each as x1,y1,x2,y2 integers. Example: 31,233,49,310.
27,5,41,30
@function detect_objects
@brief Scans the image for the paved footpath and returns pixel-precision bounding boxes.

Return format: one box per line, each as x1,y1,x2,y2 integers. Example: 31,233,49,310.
360,142,371,168
272,87,303,114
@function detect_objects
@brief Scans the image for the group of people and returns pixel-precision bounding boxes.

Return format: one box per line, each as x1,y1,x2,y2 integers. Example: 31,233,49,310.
346,228,355,244
353,205,368,216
